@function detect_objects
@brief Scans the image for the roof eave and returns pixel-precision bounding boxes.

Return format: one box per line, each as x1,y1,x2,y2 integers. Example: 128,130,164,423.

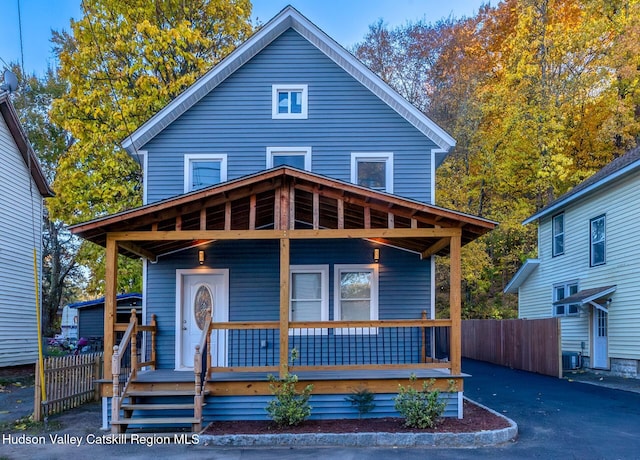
504,259,540,294
0,92,55,197
121,6,455,155
69,166,497,235
523,160,640,225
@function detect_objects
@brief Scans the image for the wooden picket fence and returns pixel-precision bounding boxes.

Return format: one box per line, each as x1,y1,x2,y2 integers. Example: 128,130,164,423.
34,352,103,421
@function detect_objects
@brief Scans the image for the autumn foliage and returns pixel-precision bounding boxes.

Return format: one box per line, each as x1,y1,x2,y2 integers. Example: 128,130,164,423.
354,0,640,318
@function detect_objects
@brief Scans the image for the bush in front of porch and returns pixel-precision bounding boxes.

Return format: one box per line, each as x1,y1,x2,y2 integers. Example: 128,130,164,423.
266,349,314,427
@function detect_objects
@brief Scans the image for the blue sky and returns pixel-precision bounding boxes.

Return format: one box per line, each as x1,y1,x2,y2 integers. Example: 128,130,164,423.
1,0,490,75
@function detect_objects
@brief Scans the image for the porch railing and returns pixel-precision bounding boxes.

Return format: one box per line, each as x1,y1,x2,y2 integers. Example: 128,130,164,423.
193,314,212,431
111,310,157,432
207,315,452,375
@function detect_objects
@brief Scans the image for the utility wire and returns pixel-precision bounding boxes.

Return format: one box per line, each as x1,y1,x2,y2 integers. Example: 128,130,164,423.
17,0,25,71
79,0,144,188
16,0,47,401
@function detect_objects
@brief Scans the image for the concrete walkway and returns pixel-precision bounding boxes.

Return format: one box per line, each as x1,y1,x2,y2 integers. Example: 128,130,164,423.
564,367,640,394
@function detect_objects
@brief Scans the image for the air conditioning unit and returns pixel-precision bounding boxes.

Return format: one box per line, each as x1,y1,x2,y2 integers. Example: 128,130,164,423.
562,351,580,370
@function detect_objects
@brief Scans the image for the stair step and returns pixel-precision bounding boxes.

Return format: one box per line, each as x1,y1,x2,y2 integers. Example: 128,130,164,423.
125,390,200,397
111,417,200,425
121,403,196,411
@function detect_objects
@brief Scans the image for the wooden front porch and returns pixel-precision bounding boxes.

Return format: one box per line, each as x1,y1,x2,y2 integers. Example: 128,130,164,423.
106,310,463,432
133,367,462,395
69,168,497,432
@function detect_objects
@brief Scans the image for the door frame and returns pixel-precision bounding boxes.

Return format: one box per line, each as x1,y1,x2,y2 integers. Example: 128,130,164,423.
175,268,229,370
591,305,609,369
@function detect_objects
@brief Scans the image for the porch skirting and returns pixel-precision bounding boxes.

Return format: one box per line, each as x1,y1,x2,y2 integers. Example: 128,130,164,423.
104,391,463,428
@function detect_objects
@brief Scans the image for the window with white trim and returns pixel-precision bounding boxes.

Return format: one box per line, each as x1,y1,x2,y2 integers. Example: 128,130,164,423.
266,147,311,171
334,265,378,334
184,154,227,192
272,84,308,119
590,215,606,266
553,281,579,316
290,265,328,335
552,213,564,257
351,153,394,193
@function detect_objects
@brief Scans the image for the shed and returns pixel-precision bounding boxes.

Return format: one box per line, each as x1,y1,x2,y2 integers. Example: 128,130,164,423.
69,293,142,341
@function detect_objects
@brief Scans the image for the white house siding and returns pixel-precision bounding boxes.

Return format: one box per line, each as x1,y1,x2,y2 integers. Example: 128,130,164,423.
0,115,42,367
519,169,640,365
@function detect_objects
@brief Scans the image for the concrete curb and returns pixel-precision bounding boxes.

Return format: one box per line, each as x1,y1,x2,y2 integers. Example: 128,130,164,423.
199,398,518,448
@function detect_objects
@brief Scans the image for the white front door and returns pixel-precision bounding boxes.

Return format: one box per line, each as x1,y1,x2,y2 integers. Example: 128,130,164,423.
176,269,228,370
592,307,608,369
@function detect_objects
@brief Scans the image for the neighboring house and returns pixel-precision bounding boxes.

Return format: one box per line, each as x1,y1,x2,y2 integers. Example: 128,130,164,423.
70,6,496,432
68,293,142,341
0,92,54,367
505,146,640,378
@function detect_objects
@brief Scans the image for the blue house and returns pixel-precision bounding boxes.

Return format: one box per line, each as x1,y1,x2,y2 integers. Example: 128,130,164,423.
70,6,496,432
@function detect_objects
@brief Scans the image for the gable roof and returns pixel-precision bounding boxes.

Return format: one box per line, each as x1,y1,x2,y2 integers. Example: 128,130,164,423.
524,145,640,224
70,166,496,261
121,5,455,155
0,92,54,197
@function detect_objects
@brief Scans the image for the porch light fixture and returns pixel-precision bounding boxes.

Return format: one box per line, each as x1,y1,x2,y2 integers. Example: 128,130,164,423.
373,248,380,263
198,250,205,265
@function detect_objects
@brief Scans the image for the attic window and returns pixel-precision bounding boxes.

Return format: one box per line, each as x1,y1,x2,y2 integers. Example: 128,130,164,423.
272,84,308,119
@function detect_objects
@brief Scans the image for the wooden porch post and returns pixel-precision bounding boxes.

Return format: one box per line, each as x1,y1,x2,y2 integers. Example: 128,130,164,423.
104,236,118,381
279,237,290,377
449,233,462,375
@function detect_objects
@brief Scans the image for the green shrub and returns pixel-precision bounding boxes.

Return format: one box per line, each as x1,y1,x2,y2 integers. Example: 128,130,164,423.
265,349,313,427
345,388,376,419
394,376,446,429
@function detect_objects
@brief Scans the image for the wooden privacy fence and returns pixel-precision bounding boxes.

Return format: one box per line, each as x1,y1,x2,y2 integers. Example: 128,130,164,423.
462,318,561,377
34,352,103,421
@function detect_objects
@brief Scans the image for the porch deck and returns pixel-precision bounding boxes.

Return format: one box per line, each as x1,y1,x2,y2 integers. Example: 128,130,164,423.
135,367,461,383
132,367,465,396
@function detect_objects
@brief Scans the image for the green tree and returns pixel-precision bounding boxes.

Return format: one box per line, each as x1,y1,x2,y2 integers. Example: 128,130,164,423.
49,0,253,293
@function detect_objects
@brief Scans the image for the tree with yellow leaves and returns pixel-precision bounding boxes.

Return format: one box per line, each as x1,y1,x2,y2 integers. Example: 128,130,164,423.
50,0,253,293
355,0,640,318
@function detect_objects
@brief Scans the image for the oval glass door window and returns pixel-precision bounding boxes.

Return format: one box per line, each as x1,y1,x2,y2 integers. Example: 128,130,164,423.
194,285,213,330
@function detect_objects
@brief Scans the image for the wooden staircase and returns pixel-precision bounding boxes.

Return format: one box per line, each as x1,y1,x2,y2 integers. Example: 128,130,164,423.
111,382,202,433
110,311,210,434
111,378,205,433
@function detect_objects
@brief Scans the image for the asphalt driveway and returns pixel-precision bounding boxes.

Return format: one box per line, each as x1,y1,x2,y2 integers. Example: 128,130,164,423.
463,358,640,459
3,359,640,459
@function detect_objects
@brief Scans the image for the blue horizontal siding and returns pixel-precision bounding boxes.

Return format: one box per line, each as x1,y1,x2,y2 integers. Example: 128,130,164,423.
144,29,436,205
204,392,460,421
106,391,460,426
146,239,431,369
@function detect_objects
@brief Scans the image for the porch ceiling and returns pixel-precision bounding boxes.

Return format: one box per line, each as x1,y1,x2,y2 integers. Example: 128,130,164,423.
69,167,497,260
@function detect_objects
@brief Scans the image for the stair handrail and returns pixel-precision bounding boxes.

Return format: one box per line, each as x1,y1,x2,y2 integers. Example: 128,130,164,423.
111,309,138,432
193,313,212,431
